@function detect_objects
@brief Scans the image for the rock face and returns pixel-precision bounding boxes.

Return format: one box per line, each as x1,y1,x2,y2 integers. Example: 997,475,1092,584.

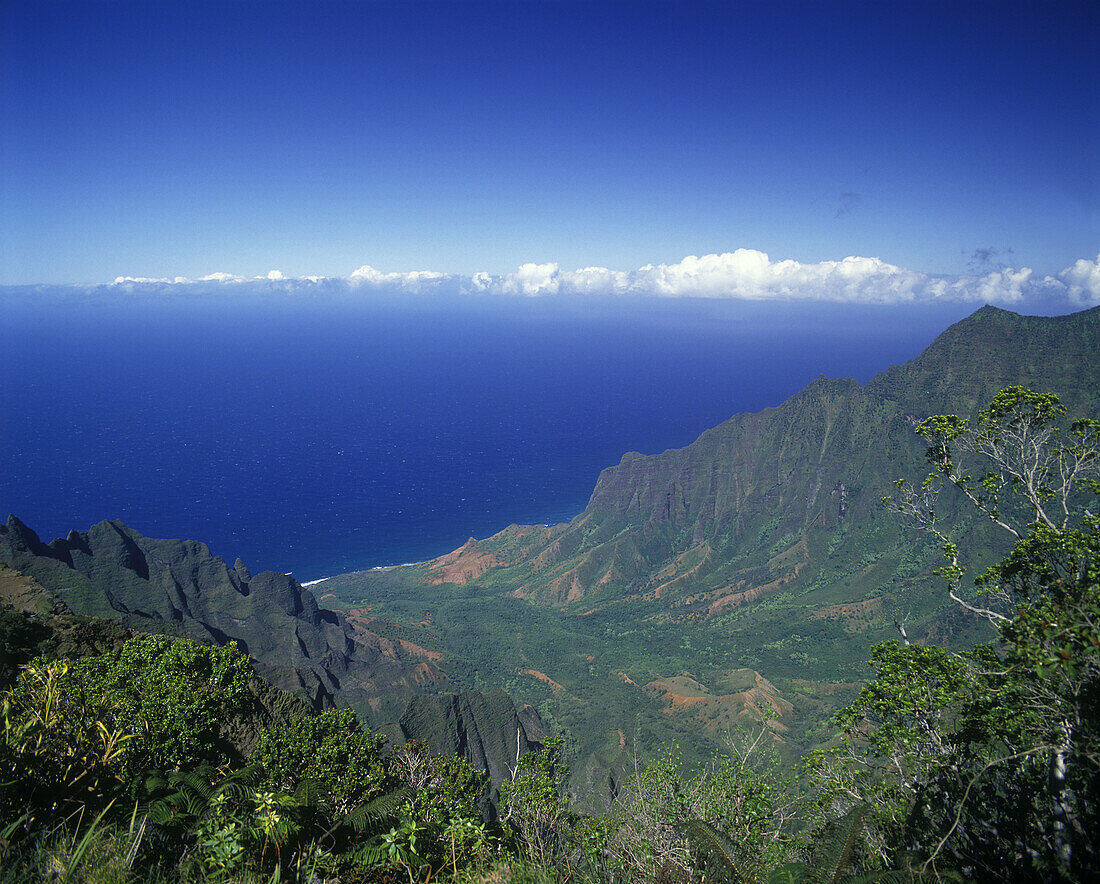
0,558,315,760
396,689,547,787
0,517,446,720
1,532,541,785
415,305,1100,613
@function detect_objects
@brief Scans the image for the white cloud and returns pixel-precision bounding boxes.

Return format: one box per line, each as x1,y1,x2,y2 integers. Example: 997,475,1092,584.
112,275,173,285
468,271,495,292
349,264,451,292
968,267,1032,304
1059,253,1100,304
500,262,563,296
564,266,631,294
471,250,1042,304
97,250,1099,306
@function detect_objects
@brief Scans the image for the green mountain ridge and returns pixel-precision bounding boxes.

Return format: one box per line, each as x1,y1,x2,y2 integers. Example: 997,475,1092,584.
0,514,451,719
3,304,1097,805
318,305,1099,794
0,525,549,791
421,305,1100,611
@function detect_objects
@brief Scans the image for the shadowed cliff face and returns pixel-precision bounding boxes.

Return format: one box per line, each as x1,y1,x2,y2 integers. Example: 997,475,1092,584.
397,689,547,787
0,516,446,720
0,524,552,793
409,305,1100,613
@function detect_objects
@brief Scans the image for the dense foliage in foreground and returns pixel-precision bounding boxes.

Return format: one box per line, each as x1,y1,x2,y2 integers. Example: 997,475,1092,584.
2,388,1097,882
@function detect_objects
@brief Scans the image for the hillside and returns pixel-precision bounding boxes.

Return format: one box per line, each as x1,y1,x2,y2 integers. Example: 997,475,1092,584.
413,305,1100,611
4,305,1096,803
320,305,1100,788
0,516,447,720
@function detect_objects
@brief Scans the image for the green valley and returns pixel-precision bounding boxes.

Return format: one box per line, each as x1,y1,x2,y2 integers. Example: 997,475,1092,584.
319,305,1100,788
3,304,1098,881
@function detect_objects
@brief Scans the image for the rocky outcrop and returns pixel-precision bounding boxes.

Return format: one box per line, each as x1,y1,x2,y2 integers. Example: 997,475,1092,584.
0,517,447,721
396,689,546,787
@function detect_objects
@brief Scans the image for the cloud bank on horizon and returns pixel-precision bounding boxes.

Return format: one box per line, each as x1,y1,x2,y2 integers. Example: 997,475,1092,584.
103,249,1100,306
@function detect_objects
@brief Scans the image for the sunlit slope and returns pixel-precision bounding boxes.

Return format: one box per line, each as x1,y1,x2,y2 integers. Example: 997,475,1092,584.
314,305,1100,791
6,305,1094,809
421,305,1099,620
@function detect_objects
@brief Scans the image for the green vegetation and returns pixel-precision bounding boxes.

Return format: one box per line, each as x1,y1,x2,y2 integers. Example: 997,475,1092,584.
320,306,1100,793
4,306,1097,814
3,386,1096,881
2,309,1098,882
843,385,1100,879
75,635,254,776
253,708,392,813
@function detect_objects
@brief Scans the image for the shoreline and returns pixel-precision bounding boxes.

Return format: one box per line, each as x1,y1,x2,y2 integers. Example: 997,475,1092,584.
300,560,426,587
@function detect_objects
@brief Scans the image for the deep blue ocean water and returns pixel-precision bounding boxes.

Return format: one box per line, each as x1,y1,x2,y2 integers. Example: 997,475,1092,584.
1,293,975,580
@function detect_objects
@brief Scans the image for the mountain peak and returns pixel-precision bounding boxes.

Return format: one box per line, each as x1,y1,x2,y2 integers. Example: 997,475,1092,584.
0,516,450,721
412,305,1100,612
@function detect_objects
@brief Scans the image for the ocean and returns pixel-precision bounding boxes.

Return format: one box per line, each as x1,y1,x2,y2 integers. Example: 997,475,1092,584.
1,292,973,581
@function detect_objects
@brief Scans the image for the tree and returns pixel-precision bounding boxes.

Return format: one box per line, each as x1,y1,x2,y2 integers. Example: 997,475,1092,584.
254,706,391,816
887,386,1099,622
71,634,254,778
2,634,256,837
499,735,571,867
1,660,132,833
609,731,798,883
846,387,1100,880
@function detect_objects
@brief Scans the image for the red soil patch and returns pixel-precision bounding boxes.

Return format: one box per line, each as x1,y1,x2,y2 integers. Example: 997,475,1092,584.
810,596,884,621
706,541,810,617
651,542,712,598
644,673,793,733
395,638,444,661
427,538,508,585
519,668,565,694
343,607,378,626
342,609,444,662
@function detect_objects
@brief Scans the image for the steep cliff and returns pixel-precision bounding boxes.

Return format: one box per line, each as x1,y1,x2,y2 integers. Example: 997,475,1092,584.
420,305,1100,614
0,517,447,721
396,689,546,787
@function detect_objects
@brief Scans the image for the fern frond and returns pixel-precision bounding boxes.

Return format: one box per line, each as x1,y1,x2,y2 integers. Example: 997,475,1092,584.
144,800,178,826
292,777,322,808
214,764,261,799
168,768,215,800
351,841,389,866
815,803,871,883
679,818,754,884
141,771,167,797
340,786,411,835
767,862,813,884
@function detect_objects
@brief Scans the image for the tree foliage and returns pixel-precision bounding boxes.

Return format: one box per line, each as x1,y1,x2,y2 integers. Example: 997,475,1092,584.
1,660,132,832
847,387,1100,881
4,385,1096,882
254,706,391,815
500,735,572,867
608,731,798,882
70,634,254,777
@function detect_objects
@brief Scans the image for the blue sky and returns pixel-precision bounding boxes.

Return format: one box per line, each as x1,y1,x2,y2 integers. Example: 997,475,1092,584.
1,0,1097,302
